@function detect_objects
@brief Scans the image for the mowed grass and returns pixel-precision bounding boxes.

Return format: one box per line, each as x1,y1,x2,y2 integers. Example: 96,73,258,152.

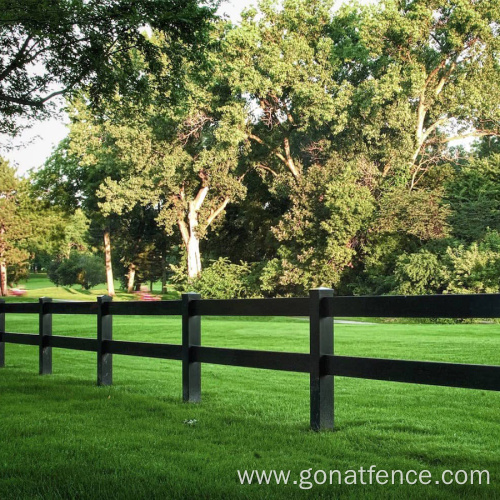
1,314,499,499
6,273,179,302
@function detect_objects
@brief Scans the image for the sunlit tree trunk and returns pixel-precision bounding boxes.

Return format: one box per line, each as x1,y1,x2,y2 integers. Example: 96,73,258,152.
161,250,167,294
103,228,115,296
177,186,230,281
127,263,136,293
0,225,6,296
177,217,202,280
0,261,7,296
187,232,202,280
178,191,206,281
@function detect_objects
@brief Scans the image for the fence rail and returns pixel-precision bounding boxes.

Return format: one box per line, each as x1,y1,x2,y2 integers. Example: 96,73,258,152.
1,290,499,431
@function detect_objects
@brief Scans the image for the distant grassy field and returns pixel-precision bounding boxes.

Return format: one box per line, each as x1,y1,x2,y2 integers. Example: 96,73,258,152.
6,273,179,302
1,312,499,499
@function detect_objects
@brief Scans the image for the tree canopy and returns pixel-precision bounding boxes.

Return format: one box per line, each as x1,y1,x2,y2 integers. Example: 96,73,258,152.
11,0,500,298
0,0,216,135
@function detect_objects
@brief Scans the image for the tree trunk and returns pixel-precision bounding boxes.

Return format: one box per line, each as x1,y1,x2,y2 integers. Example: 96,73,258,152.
187,233,202,280
103,229,115,296
177,186,228,282
0,260,7,296
186,200,202,280
161,250,167,294
127,263,136,293
0,226,6,296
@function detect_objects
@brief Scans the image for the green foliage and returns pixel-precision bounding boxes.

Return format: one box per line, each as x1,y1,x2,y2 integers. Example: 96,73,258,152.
173,257,259,299
222,0,355,180
259,254,308,298
390,231,500,296
355,0,500,182
262,158,376,296
19,0,500,296
1,159,84,286
83,29,250,278
0,0,216,136
0,159,31,289
32,103,173,291
348,234,408,296
48,252,105,290
394,250,447,295
51,254,80,287
444,231,500,294
215,0,500,296
377,187,451,241
47,260,63,287
77,254,107,290
27,209,91,273
446,154,500,242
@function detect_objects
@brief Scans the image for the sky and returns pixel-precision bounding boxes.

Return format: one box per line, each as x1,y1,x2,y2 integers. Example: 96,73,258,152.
3,0,255,176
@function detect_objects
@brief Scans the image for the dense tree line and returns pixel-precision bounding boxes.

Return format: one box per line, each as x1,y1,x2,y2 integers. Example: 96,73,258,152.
1,0,499,298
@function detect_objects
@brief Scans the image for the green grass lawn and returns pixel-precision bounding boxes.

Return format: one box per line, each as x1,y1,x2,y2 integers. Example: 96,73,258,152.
6,273,179,302
1,313,499,499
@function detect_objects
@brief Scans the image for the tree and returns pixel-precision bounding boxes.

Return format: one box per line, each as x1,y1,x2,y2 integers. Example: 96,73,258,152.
446,153,500,242
34,93,194,290
48,251,106,290
97,101,248,280
390,230,500,295
0,159,31,294
90,27,251,280
393,249,448,295
110,204,173,293
349,0,500,186
30,0,500,296
32,128,120,295
218,0,500,295
216,0,376,292
444,231,500,294
176,257,257,299
222,0,353,183
0,0,216,136
260,157,375,294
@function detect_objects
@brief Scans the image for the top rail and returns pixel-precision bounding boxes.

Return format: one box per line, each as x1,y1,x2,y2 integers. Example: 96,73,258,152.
1,302,39,314
48,302,98,315
109,301,182,316
191,298,310,316
324,294,500,318
1,293,500,318
0,300,183,316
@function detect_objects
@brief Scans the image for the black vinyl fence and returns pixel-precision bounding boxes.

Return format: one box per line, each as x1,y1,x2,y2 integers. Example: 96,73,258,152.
1,290,500,431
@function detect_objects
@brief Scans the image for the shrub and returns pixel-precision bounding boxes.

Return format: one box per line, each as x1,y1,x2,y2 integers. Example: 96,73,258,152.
394,250,447,295
54,253,81,287
47,259,62,286
47,252,105,290
77,254,106,290
444,231,500,294
391,231,500,296
173,257,260,299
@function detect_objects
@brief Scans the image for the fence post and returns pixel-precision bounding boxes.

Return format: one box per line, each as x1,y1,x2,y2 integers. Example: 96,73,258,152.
182,292,201,402
39,297,52,375
0,299,5,368
97,295,113,386
309,288,334,431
